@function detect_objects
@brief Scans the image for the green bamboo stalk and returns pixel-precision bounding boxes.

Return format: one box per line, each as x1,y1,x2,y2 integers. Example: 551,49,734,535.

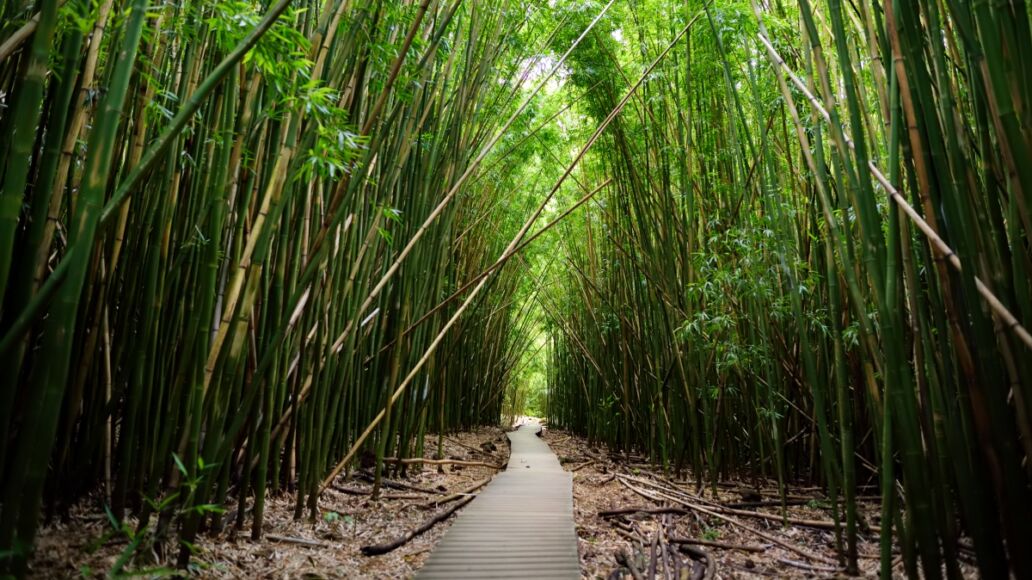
0,1,150,573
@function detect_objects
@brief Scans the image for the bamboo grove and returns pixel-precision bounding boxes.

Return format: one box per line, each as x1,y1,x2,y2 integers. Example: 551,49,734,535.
0,0,602,574
544,0,1032,578
1,0,1031,577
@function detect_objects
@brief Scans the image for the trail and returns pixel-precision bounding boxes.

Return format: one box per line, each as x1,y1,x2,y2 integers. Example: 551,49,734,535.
417,421,579,579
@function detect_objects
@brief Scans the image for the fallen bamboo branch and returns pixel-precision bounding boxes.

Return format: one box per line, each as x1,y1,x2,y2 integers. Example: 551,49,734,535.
678,543,716,580
647,530,659,580
609,519,635,534
717,489,882,505
330,487,426,500
725,498,821,509
355,472,446,495
600,506,689,518
660,513,674,578
570,460,595,472
617,476,837,565
618,474,880,533
418,477,492,509
613,527,639,543
667,537,768,553
360,495,475,556
667,544,687,580
716,504,850,531
445,436,487,455
381,457,503,470
332,485,370,496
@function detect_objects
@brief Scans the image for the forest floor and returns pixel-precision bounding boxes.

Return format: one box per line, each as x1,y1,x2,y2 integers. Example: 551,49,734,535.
545,428,977,579
31,424,978,578
30,427,509,578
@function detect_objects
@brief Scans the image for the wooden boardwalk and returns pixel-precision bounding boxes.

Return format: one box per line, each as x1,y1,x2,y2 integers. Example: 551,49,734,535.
417,422,579,579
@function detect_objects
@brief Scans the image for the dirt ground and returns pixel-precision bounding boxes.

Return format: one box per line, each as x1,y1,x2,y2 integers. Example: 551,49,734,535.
30,427,509,579
543,427,979,579
30,424,977,578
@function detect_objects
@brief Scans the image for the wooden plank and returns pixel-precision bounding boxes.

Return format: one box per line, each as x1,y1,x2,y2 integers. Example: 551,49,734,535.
417,422,580,579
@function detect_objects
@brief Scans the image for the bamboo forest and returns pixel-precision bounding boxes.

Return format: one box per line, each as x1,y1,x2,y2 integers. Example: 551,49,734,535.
1,0,1031,577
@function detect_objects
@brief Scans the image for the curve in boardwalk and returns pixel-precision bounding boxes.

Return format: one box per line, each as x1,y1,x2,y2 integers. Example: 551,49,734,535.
417,421,579,579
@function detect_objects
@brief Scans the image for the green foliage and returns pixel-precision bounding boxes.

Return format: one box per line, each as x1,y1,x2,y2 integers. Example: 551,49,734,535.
2,0,1031,578
544,0,1032,578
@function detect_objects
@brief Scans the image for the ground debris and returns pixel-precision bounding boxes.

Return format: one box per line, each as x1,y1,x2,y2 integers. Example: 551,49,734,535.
30,427,507,579
30,425,982,578
543,428,977,579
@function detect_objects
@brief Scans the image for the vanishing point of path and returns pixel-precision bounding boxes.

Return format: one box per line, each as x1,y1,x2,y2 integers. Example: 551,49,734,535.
417,421,579,579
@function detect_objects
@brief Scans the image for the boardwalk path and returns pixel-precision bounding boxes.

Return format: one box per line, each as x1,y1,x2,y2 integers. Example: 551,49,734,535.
417,422,580,579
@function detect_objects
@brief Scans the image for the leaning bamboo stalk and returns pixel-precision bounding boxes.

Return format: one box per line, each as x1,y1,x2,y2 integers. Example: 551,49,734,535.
758,33,1032,351
617,477,838,566
375,179,612,356
329,0,617,354
319,183,590,491
0,0,296,356
323,13,698,492
0,8,47,63
270,179,606,441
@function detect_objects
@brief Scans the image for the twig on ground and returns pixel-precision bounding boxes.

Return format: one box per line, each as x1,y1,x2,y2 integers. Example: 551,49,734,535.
360,495,475,556
332,485,370,496
600,506,689,518
616,476,837,565
614,528,639,543
724,498,817,509
668,544,683,580
609,520,635,534
266,534,327,548
622,474,882,533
